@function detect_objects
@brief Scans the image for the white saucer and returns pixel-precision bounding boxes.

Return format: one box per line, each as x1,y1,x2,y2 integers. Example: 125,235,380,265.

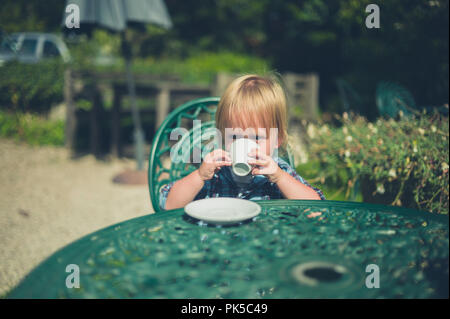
184,198,261,225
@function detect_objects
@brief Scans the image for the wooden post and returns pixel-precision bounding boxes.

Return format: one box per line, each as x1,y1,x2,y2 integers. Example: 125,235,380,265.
64,68,77,152
90,84,103,157
155,84,170,132
111,85,121,157
282,72,298,123
283,72,320,122
213,72,236,97
309,73,320,120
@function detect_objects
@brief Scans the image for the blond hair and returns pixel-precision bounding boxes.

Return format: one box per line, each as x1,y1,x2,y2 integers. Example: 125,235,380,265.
215,73,289,148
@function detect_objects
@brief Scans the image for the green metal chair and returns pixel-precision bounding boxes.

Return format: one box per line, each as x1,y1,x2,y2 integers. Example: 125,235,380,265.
148,97,295,212
376,81,448,117
376,81,416,118
336,79,364,114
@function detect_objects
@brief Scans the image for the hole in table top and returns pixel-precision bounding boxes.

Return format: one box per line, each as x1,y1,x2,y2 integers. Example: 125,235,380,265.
304,267,343,282
291,261,348,286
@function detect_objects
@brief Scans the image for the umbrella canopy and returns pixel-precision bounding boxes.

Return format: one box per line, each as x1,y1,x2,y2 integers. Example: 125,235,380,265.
63,0,172,171
64,0,172,32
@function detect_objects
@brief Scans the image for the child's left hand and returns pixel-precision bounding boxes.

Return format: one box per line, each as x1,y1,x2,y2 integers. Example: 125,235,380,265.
248,148,283,183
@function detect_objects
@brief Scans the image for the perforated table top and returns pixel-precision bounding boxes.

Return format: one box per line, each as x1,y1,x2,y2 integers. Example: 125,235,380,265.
9,200,449,298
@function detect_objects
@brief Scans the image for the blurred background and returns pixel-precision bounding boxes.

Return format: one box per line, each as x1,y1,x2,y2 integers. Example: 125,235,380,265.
0,0,448,296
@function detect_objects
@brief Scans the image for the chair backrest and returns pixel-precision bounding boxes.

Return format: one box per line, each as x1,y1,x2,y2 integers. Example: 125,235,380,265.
148,97,295,212
336,79,363,114
376,81,416,118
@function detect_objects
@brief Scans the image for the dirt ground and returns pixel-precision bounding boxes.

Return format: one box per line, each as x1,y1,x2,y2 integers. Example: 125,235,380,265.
0,138,152,296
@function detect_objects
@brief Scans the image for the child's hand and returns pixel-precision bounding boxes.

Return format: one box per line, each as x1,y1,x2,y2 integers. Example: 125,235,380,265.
248,148,283,183
198,149,232,181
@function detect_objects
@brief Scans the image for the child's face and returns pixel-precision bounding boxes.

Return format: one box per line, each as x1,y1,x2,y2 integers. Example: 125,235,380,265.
223,119,280,157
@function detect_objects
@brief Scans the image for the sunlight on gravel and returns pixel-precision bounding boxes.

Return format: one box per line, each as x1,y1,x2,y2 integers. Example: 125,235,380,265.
0,138,152,296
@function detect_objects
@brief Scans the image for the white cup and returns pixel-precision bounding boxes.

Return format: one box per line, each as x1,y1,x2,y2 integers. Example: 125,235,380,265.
230,138,259,176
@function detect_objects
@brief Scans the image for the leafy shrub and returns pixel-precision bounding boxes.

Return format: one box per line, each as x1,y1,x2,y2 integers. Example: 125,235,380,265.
305,110,449,214
179,51,270,83
83,51,270,84
296,160,363,202
0,60,64,113
0,110,64,146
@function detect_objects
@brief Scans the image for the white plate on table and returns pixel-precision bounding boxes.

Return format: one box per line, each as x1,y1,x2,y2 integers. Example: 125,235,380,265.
184,198,261,225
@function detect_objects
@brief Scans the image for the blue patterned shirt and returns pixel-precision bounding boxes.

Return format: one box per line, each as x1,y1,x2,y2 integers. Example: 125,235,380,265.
159,157,325,210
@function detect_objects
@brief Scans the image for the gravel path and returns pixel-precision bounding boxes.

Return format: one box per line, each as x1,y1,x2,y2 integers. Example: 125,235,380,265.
0,138,152,296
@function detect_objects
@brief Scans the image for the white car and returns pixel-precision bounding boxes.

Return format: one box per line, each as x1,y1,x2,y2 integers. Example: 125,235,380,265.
0,32,71,66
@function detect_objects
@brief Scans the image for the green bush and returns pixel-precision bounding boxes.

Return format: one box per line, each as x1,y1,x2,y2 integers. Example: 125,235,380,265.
179,51,270,84
305,111,449,214
67,30,271,84
0,60,64,113
0,110,64,146
79,50,270,84
296,160,363,202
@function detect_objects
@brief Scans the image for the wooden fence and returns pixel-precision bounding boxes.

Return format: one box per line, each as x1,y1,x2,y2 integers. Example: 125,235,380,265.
64,71,319,156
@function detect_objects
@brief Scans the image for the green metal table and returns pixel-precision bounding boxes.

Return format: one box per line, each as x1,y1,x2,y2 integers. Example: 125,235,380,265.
9,200,449,298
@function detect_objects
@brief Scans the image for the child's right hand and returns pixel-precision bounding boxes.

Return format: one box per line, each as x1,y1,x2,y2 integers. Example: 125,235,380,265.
198,149,232,181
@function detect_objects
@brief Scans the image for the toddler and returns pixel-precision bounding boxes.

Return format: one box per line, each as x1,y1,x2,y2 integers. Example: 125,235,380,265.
160,74,325,210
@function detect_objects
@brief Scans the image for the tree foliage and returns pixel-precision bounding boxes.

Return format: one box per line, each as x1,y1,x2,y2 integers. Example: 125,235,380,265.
0,0,448,112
